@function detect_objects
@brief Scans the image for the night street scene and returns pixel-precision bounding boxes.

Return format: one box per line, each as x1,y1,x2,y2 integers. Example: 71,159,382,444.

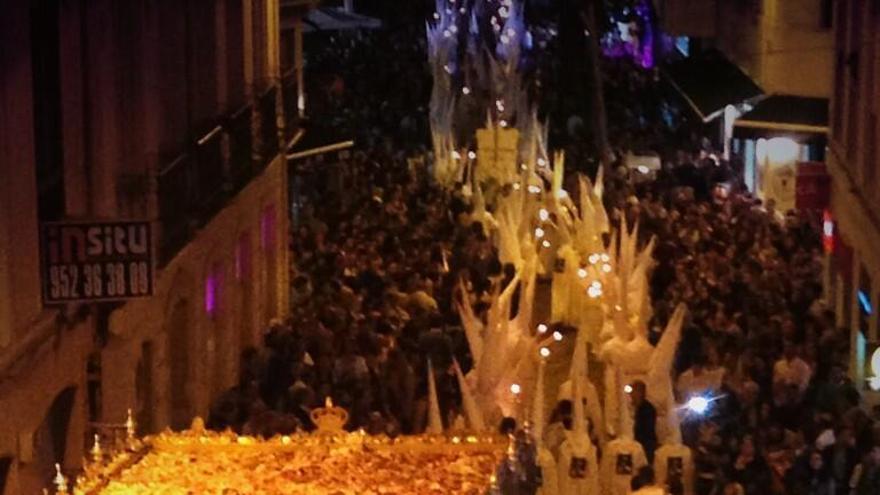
2,0,880,494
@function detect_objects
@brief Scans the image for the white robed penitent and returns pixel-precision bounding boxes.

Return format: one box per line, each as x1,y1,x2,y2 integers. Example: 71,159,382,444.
557,352,600,495
532,355,559,495
653,408,695,495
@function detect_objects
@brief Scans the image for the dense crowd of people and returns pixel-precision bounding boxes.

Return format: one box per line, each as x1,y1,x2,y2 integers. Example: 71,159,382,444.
205,16,880,495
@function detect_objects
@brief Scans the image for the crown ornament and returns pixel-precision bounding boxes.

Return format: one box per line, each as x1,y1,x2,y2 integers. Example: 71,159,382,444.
310,397,349,433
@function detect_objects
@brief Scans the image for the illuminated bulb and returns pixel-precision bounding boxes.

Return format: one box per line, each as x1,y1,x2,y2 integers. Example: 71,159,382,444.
687,396,710,415
577,268,588,278
600,253,610,262
540,347,551,358
433,12,440,20
555,189,568,199
467,150,476,159
624,384,633,394
527,185,542,194
537,157,547,167
451,150,462,160
534,227,545,238
510,383,521,395
588,254,600,265
507,28,516,37
512,182,521,191
591,281,602,289
443,29,452,38
450,25,458,34
537,323,548,334
520,163,528,171
462,86,471,95
552,331,563,342
587,286,602,298
637,165,650,174
499,119,508,127
500,34,510,44
443,64,453,74
460,7,467,14
538,208,549,221
496,100,505,111
542,240,551,248
602,263,612,273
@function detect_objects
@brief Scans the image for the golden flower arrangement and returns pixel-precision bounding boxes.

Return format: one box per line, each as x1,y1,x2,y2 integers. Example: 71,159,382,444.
63,400,504,495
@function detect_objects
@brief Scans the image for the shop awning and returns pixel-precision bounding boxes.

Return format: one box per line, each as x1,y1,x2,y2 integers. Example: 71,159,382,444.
281,7,382,32
664,49,764,122
734,95,829,139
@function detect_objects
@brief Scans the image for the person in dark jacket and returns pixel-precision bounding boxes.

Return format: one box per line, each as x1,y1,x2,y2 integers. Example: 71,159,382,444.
630,380,658,463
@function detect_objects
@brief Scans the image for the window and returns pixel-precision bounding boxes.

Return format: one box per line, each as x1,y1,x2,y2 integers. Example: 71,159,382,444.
260,204,277,252
235,232,251,280
30,0,65,221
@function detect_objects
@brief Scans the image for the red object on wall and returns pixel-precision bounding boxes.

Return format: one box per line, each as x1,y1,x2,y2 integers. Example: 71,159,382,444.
823,210,834,254
796,161,831,211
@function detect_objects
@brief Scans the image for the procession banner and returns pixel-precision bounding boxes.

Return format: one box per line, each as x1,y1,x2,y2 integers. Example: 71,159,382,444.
476,127,497,182
40,220,154,304
496,128,520,184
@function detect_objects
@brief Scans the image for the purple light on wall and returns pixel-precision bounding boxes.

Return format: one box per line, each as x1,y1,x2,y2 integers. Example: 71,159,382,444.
205,269,221,315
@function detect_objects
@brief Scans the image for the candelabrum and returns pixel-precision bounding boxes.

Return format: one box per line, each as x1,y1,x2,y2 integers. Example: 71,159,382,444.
53,463,68,494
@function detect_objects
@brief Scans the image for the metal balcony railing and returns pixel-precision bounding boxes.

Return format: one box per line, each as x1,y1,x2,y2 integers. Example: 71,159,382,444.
227,103,254,190
258,86,279,160
157,84,285,265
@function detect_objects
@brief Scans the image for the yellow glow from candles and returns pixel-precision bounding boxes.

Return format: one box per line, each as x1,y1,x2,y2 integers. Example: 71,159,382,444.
538,208,550,221
325,396,334,408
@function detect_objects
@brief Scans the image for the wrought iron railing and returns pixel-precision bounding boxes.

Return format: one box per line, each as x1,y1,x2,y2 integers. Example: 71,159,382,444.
157,84,285,265
226,103,254,191
258,86,279,160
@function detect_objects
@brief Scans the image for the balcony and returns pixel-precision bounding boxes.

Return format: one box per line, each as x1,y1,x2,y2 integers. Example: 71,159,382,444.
157,87,281,264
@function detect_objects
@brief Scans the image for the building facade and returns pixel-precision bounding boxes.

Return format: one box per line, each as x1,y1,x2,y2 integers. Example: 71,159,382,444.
825,0,880,402
662,0,834,98
0,1,301,493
